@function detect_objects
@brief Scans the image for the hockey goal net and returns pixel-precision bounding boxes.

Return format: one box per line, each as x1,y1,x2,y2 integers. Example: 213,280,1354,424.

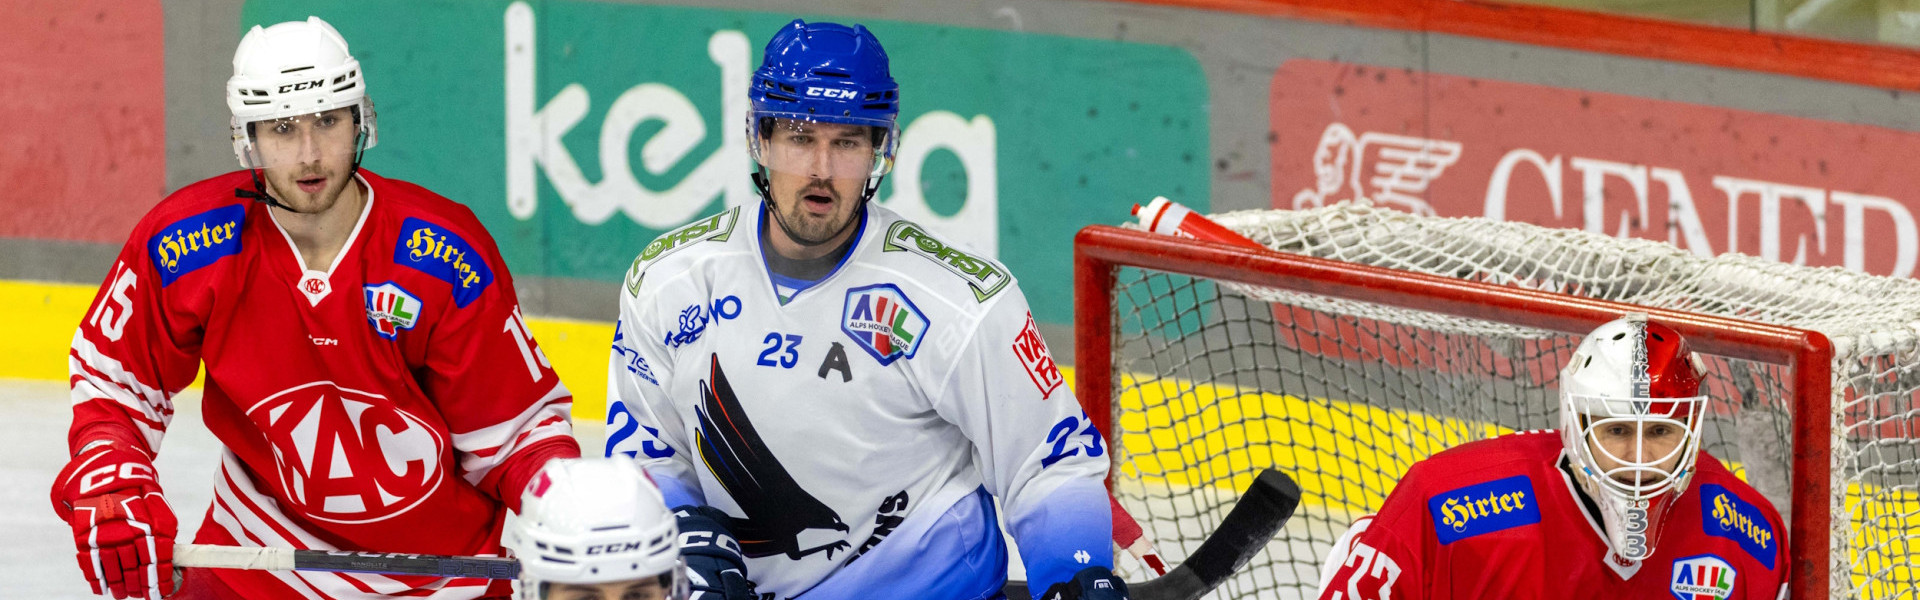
1080,204,1918,600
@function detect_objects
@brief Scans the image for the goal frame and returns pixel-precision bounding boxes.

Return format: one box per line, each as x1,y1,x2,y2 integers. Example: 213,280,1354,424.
1071,224,1834,599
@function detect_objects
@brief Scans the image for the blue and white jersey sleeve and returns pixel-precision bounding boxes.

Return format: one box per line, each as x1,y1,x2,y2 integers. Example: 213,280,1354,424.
929,287,1113,591
606,286,703,509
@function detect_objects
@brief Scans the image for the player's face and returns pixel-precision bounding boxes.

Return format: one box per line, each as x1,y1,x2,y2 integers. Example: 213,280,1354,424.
1585,419,1687,486
251,107,361,213
759,119,876,253
544,579,668,600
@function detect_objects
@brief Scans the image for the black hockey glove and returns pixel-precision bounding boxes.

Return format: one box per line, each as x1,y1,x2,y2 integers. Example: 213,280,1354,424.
1039,566,1131,600
674,505,757,600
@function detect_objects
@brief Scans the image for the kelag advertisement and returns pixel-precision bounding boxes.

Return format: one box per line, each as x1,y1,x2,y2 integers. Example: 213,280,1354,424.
240,0,1211,325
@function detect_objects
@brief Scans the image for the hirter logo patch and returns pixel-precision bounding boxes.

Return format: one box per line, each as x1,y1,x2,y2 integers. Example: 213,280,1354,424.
842,284,929,366
1670,555,1736,599
1701,484,1776,569
1426,474,1541,544
148,204,245,287
365,282,423,339
1012,311,1063,399
395,217,493,307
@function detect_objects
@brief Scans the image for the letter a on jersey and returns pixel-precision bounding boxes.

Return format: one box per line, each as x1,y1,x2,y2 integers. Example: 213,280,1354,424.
693,355,851,560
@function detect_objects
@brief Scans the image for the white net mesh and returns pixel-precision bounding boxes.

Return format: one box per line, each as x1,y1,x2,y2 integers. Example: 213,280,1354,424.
1101,203,1919,599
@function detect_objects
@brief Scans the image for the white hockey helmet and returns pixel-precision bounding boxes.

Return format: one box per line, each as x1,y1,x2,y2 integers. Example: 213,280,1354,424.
226,16,377,169
1558,313,1710,562
504,458,687,600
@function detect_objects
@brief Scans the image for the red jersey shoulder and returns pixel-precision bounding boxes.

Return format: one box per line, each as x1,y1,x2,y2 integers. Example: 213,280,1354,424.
1399,431,1560,545
137,170,259,288
362,170,503,309
1686,452,1786,572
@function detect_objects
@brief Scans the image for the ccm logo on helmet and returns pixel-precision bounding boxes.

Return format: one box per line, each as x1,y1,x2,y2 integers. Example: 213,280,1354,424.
587,541,646,555
278,79,325,93
806,87,858,99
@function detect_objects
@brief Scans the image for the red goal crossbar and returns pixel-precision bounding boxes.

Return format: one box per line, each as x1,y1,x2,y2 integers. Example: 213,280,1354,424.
1071,224,1833,600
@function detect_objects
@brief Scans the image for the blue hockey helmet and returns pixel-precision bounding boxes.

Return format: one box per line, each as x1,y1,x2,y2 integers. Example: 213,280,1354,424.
747,20,900,184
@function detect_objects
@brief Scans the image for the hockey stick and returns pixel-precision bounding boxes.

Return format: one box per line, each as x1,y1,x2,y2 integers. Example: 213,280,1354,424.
178,469,1300,598
1002,468,1303,600
174,544,521,579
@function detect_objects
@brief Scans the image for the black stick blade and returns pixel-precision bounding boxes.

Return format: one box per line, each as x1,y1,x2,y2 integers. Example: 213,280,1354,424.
1178,469,1301,588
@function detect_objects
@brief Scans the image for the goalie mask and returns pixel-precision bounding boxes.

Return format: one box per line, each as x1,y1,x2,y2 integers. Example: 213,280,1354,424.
226,16,376,172
1559,314,1709,562
504,458,688,600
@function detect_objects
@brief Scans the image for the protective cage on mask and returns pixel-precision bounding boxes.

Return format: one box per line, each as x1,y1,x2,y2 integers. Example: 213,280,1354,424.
1076,203,1918,600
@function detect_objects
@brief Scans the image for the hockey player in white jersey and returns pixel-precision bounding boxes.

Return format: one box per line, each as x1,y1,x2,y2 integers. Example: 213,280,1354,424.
606,19,1126,600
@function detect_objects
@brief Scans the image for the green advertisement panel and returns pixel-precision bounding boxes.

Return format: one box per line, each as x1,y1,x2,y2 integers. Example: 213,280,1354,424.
241,0,1209,324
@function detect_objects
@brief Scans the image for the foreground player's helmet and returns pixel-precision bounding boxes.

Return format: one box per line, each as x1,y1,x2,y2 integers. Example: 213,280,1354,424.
504,458,687,600
226,16,377,170
746,19,900,203
1558,314,1710,562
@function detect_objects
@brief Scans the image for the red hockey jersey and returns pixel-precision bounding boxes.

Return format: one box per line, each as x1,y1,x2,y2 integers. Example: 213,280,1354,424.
1317,431,1788,600
67,170,579,599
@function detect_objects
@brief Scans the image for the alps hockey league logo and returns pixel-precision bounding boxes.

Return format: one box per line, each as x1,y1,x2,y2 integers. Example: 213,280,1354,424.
364,283,423,340
842,284,929,366
1670,555,1736,599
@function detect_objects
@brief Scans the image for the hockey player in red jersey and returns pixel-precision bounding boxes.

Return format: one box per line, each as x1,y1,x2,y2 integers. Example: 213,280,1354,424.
1317,314,1789,600
49,16,579,600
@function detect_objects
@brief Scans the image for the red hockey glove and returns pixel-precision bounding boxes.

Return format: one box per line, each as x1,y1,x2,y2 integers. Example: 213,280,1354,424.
50,442,178,599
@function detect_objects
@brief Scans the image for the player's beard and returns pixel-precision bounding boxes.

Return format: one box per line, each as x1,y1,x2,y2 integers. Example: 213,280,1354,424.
263,163,354,215
771,179,863,247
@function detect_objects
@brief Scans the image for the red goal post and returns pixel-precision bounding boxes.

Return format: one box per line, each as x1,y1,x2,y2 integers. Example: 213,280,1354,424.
1072,223,1834,599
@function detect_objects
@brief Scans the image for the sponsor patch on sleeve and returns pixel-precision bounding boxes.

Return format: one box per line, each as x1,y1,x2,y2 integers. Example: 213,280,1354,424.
1011,311,1064,399
882,220,1010,302
1427,474,1542,544
1670,554,1737,600
842,283,929,366
395,217,494,308
148,204,246,287
1700,484,1777,569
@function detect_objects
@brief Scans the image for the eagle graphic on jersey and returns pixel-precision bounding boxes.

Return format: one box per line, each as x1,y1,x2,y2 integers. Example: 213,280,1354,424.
693,354,852,561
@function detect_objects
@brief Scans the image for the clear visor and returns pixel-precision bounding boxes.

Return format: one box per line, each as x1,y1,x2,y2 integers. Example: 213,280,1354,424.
749,115,896,182
235,105,371,170
1567,393,1709,499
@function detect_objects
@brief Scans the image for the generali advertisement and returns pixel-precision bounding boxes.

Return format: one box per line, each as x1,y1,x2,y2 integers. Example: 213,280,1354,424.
1271,58,1919,279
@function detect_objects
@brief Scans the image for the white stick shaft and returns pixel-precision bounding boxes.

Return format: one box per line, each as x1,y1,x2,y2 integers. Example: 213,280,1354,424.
174,544,296,571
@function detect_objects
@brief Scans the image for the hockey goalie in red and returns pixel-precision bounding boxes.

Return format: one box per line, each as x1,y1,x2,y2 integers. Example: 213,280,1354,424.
1316,315,1789,600
50,16,579,600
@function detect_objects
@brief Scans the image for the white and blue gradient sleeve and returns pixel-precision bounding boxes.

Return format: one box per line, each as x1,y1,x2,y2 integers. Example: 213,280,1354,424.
931,289,1114,592
605,295,704,509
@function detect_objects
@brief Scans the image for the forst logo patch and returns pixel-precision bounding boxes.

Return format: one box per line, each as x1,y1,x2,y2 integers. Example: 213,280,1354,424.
245,382,446,524
364,282,423,340
842,284,929,366
1426,474,1541,544
148,204,246,287
1701,485,1777,569
395,217,493,307
1670,555,1736,599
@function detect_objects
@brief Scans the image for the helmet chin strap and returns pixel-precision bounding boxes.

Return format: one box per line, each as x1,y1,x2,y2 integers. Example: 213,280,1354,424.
751,168,882,249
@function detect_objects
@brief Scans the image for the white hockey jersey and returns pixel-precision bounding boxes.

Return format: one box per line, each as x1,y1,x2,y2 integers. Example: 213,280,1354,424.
606,203,1111,598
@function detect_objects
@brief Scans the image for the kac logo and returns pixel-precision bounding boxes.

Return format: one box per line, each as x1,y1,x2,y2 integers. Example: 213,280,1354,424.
245,382,446,524
842,284,929,366
148,204,246,287
365,282,423,340
1670,555,1736,600
663,295,742,348
395,217,494,307
1426,474,1541,544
